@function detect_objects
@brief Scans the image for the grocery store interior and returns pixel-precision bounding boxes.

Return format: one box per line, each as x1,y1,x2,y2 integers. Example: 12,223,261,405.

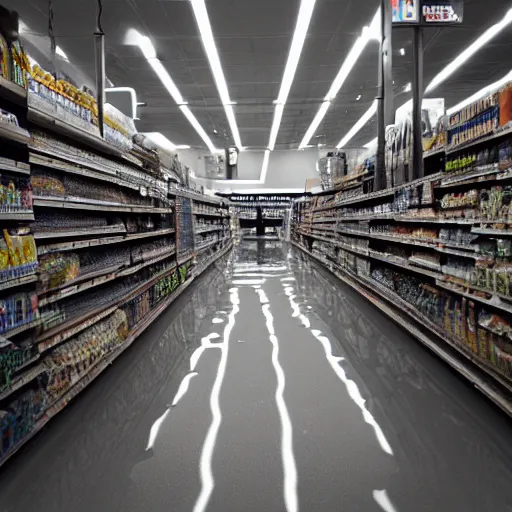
1,0,512,511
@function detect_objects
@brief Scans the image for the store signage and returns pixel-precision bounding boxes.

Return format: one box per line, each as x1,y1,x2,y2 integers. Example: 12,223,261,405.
391,0,419,23
391,0,463,25
228,195,294,202
422,1,463,23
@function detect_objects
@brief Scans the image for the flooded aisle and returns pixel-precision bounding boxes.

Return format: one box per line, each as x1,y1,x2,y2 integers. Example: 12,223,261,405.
1,240,512,512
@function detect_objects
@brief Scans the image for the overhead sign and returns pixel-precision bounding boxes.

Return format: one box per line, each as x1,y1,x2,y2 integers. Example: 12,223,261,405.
391,0,419,23
422,1,463,23
391,0,463,25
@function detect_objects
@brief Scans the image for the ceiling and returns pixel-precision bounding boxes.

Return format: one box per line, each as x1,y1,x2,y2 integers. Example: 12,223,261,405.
7,0,512,151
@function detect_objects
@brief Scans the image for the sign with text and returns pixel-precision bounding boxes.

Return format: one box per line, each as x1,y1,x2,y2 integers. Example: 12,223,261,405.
391,0,463,25
422,1,463,23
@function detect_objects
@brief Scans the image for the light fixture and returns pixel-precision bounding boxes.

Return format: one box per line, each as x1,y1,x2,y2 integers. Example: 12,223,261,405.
364,137,377,148
261,150,271,183
266,0,317,154
404,82,412,93
356,94,362,101
337,4,512,148
298,8,380,149
190,0,242,148
399,48,405,56
336,99,377,149
143,132,177,152
126,28,217,153
55,46,69,61
426,7,512,93
176,145,192,150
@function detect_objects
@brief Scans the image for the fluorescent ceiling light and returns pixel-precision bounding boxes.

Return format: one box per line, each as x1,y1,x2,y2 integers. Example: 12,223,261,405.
261,150,271,183
426,7,512,93
356,94,362,101
399,48,405,56
126,28,217,153
404,82,412,93
190,0,242,148
298,8,380,149
176,145,192,150
55,46,68,61
447,69,512,115
144,132,176,152
266,0,317,152
364,137,377,148
336,99,377,149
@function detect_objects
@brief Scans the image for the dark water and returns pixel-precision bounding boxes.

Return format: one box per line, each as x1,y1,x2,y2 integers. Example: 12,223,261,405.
1,240,512,512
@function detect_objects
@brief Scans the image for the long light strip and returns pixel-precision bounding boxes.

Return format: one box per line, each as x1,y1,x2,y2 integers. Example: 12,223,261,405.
190,0,242,148
298,9,380,149
337,5,512,149
447,69,512,115
336,100,377,148
126,28,217,153
426,7,512,93
267,0,317,152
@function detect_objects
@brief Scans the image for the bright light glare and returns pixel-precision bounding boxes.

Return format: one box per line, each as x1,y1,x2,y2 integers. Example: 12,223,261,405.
364,137,377,148
399,48,405,56
336,99,377,149
126,28,217,153
268,0,317,152
404,82,412,92
426,7,512,93
190,0,242,148
298,8,380,149
447,69,512,115
144,132,177,151
261,150,271,183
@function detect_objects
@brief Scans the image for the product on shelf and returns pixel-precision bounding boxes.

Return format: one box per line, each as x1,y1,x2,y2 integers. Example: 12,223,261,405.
0,229,38,281
0,290,39,335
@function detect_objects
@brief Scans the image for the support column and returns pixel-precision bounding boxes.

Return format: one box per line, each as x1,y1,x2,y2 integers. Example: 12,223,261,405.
376,0,393,191
412,25,424,181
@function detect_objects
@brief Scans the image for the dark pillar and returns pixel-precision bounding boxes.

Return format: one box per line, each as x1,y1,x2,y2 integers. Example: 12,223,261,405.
256,207,264,237
412,25,424,181
376,0,393,191
94,2,105,138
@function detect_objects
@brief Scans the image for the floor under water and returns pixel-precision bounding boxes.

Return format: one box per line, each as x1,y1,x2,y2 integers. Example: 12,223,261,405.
1,241,512,512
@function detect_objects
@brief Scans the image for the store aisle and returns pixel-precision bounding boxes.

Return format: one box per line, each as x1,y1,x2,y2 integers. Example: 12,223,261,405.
1,241,512,511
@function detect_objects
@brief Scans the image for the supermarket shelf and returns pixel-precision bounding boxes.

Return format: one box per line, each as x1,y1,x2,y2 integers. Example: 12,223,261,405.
292,241,512,417
33,196,172,214
0,363,46,402
37,228,174,255
0,275,197,469
192,210,226,218
423,147,445,158
193,242,233,278
0,122,31,145
173,188,223,206
0,157,30,175
117,250,176,277
472,228,512,236
38,306,118,354
34,225,127,241
29,153,142,192
436,280,512,317
446,126,512,155
0,273,38,292
2,317,43,339
0,76,27,104
438,164,501,189
28,106,124,159
0,211,34,221
312,218,337,223
195,226,225,235
196,239,221,254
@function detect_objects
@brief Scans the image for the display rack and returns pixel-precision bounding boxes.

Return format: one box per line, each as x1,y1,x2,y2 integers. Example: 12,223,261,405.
292,119,512,416
0,71,233,467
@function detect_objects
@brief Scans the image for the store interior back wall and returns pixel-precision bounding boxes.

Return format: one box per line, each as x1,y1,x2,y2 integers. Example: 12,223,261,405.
188,149,320,190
